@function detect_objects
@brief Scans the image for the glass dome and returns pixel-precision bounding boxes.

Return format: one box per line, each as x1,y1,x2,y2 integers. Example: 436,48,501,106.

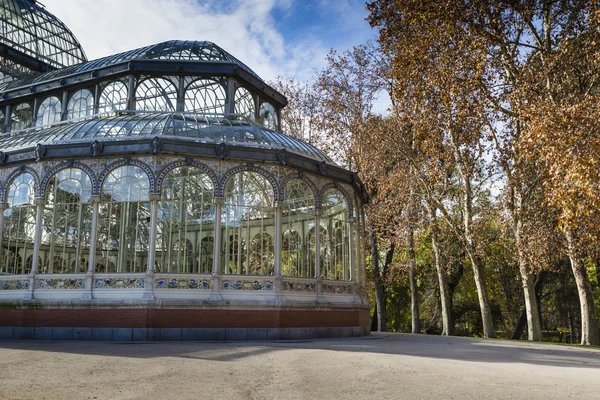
0,0,87,69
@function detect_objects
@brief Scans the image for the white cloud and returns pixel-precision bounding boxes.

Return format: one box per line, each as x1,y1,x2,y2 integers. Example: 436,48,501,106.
41,0,333,82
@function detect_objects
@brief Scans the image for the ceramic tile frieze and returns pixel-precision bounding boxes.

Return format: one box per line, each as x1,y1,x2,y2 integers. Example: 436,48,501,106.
281,280,316,292
221,279,274,291
0,279,29,290
321,283,354,295
94,277,145,289
154,278,211,290
36,279,86,289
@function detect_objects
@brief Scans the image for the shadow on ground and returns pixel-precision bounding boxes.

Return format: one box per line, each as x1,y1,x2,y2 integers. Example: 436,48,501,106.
0,332,599,369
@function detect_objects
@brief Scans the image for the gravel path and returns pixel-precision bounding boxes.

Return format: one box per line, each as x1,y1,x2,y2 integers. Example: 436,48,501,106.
0,333,598,399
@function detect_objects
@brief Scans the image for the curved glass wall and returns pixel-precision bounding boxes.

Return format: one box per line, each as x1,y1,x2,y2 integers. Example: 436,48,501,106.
67,89,94,120
40,169,93,274
10,103,32,131
136,77,177,112
259,102,278,130
36,96,61,126
282,179,316,277
157,167,215,273
184,79,226,114
234,87,255,120
96,166,150,273
0,173,37,274
221,171,274,275
320,189,350,280
98,81,128,113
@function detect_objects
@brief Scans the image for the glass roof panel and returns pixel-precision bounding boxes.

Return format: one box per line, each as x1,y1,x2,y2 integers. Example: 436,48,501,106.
0,0,87,69
0,40,262,92
0,112,333,164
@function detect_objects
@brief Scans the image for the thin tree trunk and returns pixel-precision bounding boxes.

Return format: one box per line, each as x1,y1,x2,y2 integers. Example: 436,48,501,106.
371,231,387,332
465,245,496,338
565,230,600,346
429,206,454,336
408,227,420,334
514,192,543,341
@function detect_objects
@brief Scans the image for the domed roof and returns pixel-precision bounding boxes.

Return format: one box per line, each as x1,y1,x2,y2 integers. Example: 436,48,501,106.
0,0,87,69
0,112,334,164
0,40,263,92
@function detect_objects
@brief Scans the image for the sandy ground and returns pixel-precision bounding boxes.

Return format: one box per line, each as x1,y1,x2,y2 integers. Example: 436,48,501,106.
0,333,598,400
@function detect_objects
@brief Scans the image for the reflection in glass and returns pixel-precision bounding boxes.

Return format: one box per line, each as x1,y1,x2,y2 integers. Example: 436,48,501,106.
234,87,255,120
321,189,350,280
157,167,215,273
67,89,94,120
259,102,278,130
282,179,315,277
0,173,37,274
36,96,62,126
136,77,177,112
184,79,226,114
98,81,128,113
10,103,33,131
40,168,93,273
221,171,274,275
96,166,150,273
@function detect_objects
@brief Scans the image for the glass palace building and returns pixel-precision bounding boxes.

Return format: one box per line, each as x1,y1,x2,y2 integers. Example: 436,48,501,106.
0,0,370,340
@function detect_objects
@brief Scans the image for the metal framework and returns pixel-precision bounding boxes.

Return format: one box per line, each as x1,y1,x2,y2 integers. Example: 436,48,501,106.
0,0,86,72
0,0,371,340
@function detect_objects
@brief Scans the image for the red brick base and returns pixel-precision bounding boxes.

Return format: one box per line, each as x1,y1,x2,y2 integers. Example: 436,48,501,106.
0,308,371,329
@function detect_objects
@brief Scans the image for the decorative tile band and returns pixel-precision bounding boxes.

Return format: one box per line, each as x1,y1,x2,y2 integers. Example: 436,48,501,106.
321,284,354,295
281,280,316,293
0,279,29,290
36,279,86,290
221,279,273,291
154,278,211,290
94,278,145,289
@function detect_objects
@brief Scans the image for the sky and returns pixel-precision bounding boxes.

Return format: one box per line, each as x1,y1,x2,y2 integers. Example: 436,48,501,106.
42,0,377,83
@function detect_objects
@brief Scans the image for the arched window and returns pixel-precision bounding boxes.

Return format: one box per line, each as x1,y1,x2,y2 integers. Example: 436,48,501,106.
184,79,226,114
67,89,94,120
249,233,274,275
10,103,33,131
321,189,350,280
0,173,37,274
157,166,215,273
221,171,274,275
99,81,128,113
307,225,327,277
136,77,177,112
36,96,62,126
96,166,150,273
282,179,316,277
41,168,93,274
199,237,214,274
234,87,255,120
259,102,278,130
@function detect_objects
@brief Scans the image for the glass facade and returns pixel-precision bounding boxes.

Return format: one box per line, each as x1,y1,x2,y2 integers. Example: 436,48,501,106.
221,171,275,275
157,166,215,273
96,166,150,273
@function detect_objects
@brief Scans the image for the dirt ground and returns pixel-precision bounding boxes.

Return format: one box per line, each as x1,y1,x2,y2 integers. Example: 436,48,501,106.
0,333,598,400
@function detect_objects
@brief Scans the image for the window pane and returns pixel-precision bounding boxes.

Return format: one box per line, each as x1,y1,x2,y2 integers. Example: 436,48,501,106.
156,167,215,273
221,171,274,275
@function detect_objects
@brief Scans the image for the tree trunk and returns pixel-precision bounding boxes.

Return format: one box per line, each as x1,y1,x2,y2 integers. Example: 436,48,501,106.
513,192,543,341
408,227,421,334
464,245,496,338
565,231,600,346
371,231,387,332
429,207,454,336
511,271,545,340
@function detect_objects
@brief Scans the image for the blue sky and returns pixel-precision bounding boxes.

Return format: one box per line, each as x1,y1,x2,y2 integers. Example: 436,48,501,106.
43,0,377,83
